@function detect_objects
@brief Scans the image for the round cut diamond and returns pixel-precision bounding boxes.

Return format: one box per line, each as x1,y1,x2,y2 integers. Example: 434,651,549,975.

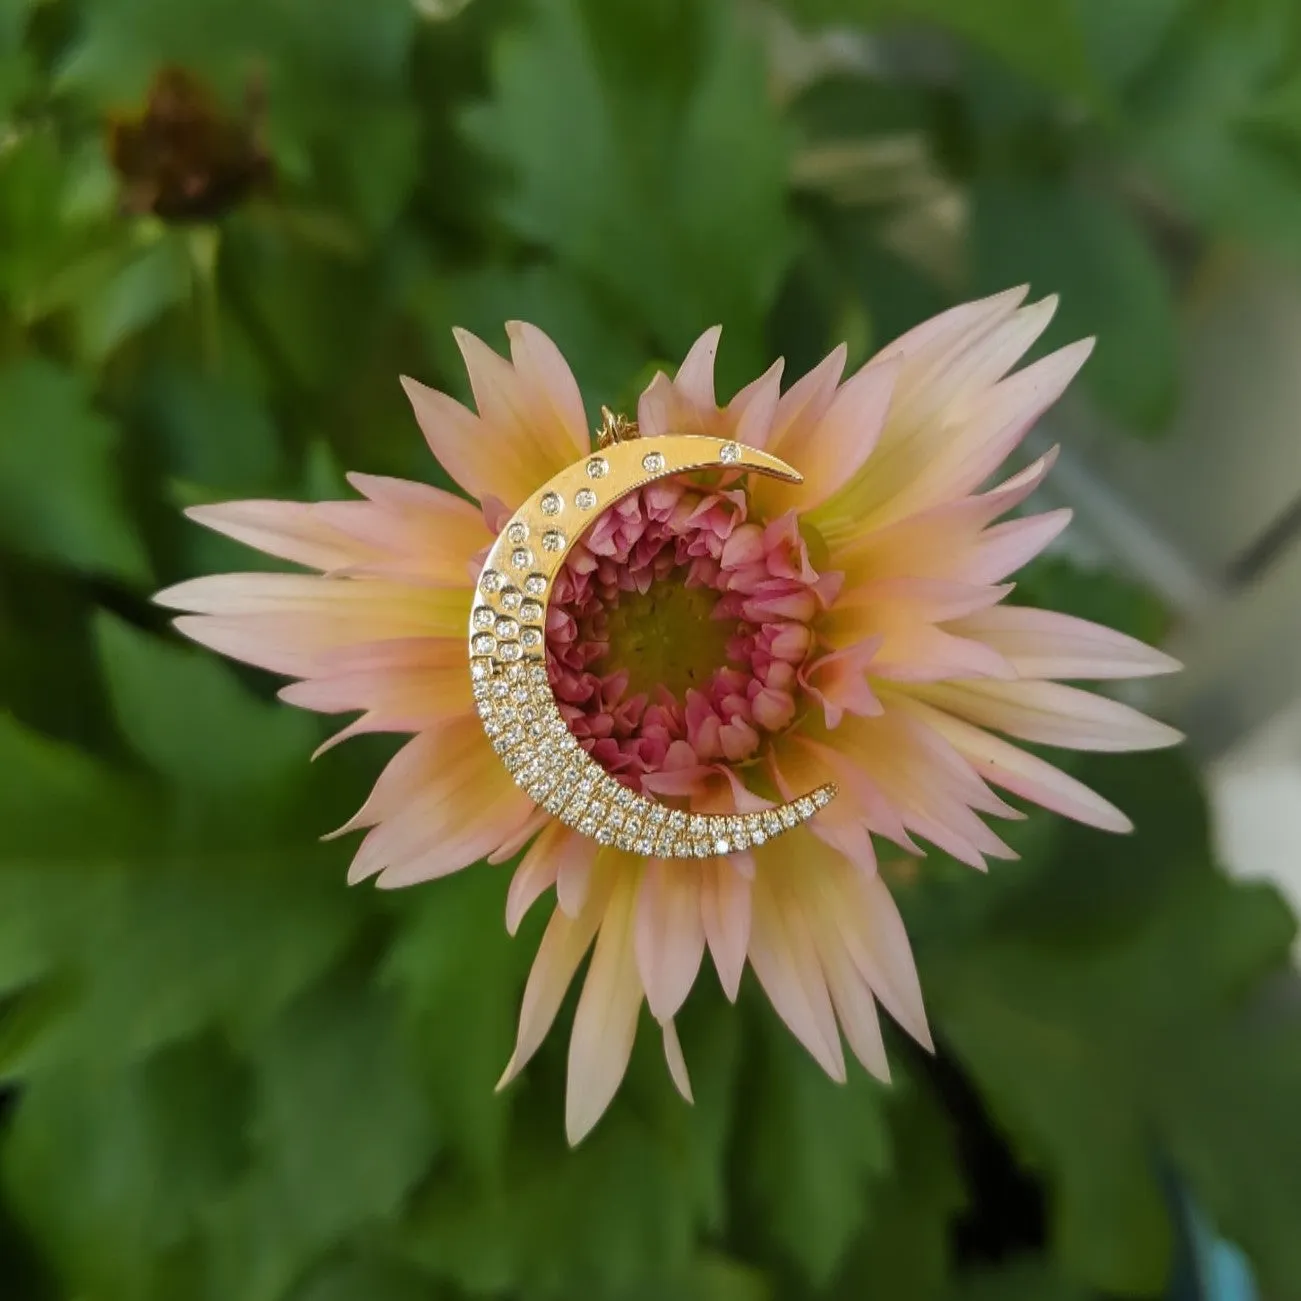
521,628,542,649
498,641,522,662
499,586,521,611
472,606,494,630
575,488,597,510
471,634,495,655
510,547,533,569
540,491,563,515
542,530,565,552
479,569,502,594
642,451,666,473
524,574,547,596
713,838,730,855
507,521,529,544
520,599,543,623
494,617,519,640
586,457,608,479
719,441,742,464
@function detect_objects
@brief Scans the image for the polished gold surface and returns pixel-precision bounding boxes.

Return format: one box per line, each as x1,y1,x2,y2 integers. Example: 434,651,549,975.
468,433,838,858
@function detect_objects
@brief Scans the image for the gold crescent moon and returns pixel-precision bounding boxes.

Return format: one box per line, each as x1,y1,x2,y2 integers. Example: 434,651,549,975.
468,435,837,858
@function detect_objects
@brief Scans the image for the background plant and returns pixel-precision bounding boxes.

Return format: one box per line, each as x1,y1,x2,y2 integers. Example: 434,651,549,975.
1,0,1299,1298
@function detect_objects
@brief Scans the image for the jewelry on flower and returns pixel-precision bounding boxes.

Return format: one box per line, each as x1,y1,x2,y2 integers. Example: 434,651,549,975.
469,411,837,857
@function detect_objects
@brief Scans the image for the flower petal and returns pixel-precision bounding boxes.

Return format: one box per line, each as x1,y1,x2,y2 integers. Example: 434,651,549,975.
161,575,469,678
566,867,645,1144
336,718,535,886
701,858,752,1001
506,822,566,934
498,863,617,1090
814,921,891,1082
404,326,588,512
506,320,591,461
278,637,472,734
634,858,706,1022
913,679,1184,752
764,343,847,454
950,606,1181,680
810,848,932,1051
798,638,885,729
662,1020,694,1102
184,500,368,571
755,356,900,515
894,696,1133,833
748,855,847,1081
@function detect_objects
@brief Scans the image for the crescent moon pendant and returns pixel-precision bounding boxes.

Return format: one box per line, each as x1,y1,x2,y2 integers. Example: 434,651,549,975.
468,435,837,858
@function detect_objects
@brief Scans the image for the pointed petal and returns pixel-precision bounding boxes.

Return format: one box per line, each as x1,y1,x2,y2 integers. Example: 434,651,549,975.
278,637,473,732
894,696,1134,833
634,858,706,1022
506,821,566,934
566,868,644,1144
161,576,469,678
798,637,885,729
914,678,1184,752
337,717,535,886
498,865,616,1089
674,326,723,410
662,1020,695,1102
747,858,846,1081
951,606,1181,680
506,320,591,461
823,856,932,1051
815,924,891,1082
184,501,366,571
963,510,1073,585
701,858,751,1001
730,358,784,447
556,831,599,917
765,343,847,455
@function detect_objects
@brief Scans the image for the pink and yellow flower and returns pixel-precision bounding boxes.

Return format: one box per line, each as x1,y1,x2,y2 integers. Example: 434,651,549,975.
157,288,1181,1142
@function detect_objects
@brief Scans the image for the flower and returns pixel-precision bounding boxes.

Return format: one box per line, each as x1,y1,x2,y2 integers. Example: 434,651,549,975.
156,291,1182,1143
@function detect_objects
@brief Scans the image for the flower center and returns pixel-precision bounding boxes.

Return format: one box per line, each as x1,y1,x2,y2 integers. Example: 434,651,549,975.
601,581,735,701
546,477,833,783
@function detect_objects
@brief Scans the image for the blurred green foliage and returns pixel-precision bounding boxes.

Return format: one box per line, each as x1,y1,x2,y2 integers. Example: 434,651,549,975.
0,0,1299,1298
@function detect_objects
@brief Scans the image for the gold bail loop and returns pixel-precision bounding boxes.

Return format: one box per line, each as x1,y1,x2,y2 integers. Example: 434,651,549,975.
597,406,639,447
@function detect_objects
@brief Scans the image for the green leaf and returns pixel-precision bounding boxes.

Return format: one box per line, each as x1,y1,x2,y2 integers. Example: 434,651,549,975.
946,1257,1090,1301
290,1256,446,1301
830,1076,965,1300
95,612,317,796
924,871,1296,1294
467,0,792,379
401,991,740,1300
0,713,153,862
381,868,531,1182
193,964,434,1301
1125,2,1301,261
1157,992,1301,1300
0,0,37,120
970,177,1179,431
143,358,284,493
740,1007,892,1286
2,1036,249,1301
0,976,78,1077
10,854,360,1077
1072,0,1188,90
779,0,1102,103
245,968,436,1249
76,233,193,364
0,358,149,581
